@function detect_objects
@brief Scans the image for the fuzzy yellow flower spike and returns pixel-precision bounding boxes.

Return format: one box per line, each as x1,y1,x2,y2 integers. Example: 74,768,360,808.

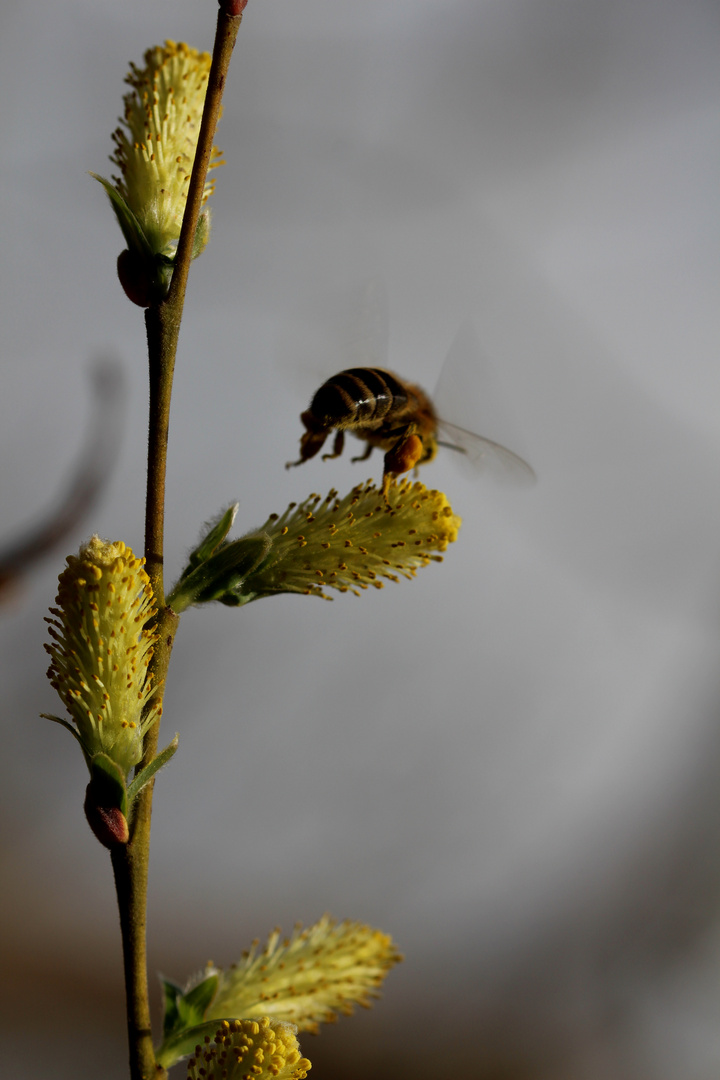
92,40,223,304
186,1018,311,1080
207,916,402,1033
258,478,461,599
181,479,461,608
44,536,160,777
109,40,222,259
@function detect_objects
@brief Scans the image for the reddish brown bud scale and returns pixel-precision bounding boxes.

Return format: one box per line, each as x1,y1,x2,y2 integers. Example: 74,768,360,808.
117,249,154,307
220,0,249,16
84,793,130,848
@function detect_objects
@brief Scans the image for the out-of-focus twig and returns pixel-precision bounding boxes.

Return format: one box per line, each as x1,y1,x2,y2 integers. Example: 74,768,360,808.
0,361,125,600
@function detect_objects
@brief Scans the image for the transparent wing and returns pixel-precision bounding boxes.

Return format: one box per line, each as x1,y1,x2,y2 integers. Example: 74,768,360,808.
433,321,535,484
279,278,391,396
436,419,536,485
342,277,390,370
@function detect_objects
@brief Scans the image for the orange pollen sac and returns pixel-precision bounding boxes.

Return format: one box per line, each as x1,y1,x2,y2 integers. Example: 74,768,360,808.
384,434,424,476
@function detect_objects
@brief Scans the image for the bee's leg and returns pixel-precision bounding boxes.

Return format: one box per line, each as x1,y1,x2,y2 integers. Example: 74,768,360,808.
286,412,329,468
383,420,419,442
350,441,374,464
384,433,424,476
382,433,425,503
321,429,345,461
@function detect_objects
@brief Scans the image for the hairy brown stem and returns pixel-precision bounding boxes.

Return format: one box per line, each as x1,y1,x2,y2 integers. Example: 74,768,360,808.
111,8,245,1079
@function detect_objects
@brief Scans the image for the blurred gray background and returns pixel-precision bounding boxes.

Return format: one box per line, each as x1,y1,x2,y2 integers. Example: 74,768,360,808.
1,0,719,1077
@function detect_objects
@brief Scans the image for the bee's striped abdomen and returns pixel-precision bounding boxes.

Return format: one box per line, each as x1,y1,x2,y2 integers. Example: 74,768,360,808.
310,368,408,426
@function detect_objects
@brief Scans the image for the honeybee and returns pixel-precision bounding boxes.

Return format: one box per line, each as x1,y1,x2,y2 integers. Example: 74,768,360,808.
286,365,535,498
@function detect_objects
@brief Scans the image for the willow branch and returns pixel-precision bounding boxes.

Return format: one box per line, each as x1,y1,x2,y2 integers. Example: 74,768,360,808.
111,6,246,1079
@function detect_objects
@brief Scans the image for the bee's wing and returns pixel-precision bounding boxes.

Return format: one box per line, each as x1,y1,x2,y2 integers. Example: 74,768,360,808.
276,278,391,396
437,419,536,485
343,277,390,370
433,321,535,484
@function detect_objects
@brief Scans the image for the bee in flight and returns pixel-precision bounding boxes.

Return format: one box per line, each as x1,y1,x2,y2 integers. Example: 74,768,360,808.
286,365,535,498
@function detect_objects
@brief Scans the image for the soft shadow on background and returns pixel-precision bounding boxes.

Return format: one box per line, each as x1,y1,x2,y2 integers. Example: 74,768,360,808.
1,1,719,1077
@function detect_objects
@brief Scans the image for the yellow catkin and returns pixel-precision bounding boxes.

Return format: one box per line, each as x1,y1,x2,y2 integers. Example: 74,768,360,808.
206,915,402,1035
109,41,223,256
241,480,461,601
185,1017,311,1080
45,536,159,776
